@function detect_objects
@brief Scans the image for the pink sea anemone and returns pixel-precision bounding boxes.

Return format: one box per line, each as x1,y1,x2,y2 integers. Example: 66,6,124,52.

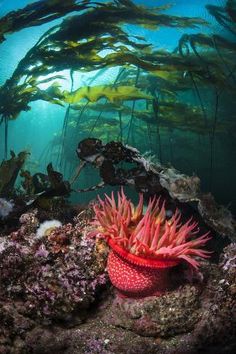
92,189,211,297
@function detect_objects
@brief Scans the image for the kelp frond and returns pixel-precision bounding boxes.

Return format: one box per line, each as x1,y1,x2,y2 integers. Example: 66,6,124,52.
0,0,93,42
63,85,153,104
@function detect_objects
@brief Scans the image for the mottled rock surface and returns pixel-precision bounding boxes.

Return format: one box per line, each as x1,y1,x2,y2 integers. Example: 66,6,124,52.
102,284,201,337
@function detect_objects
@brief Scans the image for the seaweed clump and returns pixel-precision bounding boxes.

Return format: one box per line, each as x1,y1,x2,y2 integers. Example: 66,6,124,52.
0,150,29,196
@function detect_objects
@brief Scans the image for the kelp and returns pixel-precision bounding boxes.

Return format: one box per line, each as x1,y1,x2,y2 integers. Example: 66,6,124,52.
0,0,93,42
0,0,209,121
0,77,67,159
178,34,236,75
176,22,236,189
46,163,71,197
11,39,152,81
63,85,153,104
0,151,29,196
124,67,140,144
0,80,64,120
156,103,235,136
0,79,153,144
8,0,207,82
141,47,236,91
20,170,35,195
47,0,207,43
83,100,236,137
226,0,236,23
71,102,125,113
206,0,236,35
71,67,127,141
178,33,236,54
178,33,236,88
127,104,203,131
113,47,236,97
1,0,234,178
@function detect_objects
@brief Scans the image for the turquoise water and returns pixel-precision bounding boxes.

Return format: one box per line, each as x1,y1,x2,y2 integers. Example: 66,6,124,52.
0,0,235,214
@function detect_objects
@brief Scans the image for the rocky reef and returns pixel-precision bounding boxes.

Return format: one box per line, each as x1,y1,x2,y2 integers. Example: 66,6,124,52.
0,141,235,353
101,255,236,353
0,205,235,354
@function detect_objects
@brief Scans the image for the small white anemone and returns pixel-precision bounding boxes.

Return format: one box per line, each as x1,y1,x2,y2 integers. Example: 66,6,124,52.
36,220,62,238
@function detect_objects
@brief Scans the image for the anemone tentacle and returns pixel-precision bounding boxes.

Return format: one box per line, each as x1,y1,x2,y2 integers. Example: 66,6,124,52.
92,188,211,269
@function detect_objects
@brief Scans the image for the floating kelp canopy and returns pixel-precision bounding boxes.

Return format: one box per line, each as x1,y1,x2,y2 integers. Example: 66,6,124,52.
0,0,94,43
0,0,208,119
206,0,236,35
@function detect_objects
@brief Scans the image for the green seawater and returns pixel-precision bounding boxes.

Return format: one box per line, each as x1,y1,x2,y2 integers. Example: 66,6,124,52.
0,0,235,215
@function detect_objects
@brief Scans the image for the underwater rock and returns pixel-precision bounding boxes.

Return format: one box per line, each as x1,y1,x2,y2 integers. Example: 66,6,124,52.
221,243,236,288
19,209,39,229
102,284,201,337
24,320,160,354
189,243,236,351
198,193,236,240
0,301,35,354
158,168,201,202
0,209,108,325
100,251,236,352
96,244,233,351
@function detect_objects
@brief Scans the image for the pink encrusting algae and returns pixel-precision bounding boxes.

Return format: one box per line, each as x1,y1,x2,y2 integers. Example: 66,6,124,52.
92,189,211,297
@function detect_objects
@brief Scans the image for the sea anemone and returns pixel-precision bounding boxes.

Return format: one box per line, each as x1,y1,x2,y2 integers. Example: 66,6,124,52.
36,220,62,238
92,189,211,297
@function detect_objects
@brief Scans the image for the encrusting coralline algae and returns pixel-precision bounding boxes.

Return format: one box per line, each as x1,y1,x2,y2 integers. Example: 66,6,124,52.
0,209,108,322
